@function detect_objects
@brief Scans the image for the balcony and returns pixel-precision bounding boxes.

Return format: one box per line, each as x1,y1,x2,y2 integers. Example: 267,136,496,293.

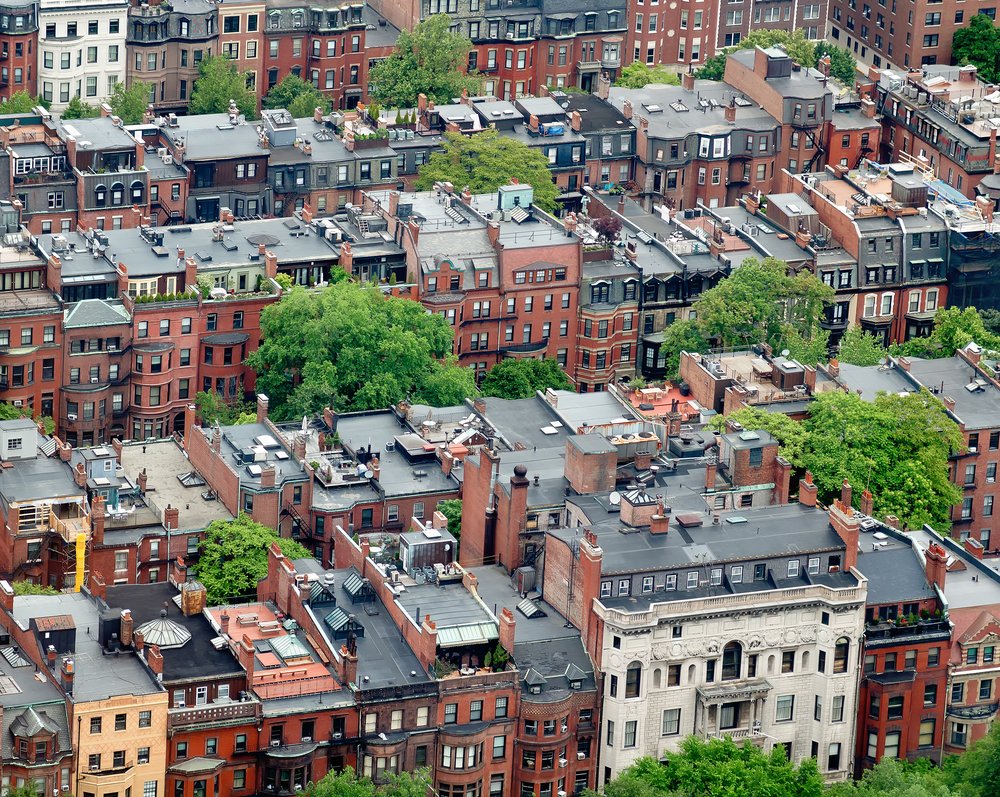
168,699,261,731
864,618,951,645
48,508,89,544
947,702,998,720
577,59,601,71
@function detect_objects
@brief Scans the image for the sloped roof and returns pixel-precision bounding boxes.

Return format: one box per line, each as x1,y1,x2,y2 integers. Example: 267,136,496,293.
63,299,129,329
9,705,61,737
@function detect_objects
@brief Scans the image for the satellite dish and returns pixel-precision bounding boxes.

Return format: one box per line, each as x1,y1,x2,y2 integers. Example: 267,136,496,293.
780,349,791,357
609,491,622,506
364,468,374,479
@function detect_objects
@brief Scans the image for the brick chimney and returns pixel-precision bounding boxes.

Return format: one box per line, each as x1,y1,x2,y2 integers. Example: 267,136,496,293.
133,628,144,653
622,100,632,119
260,463,276,488
60,658,74,694
257,393,269,423
0,580,13,614
184,256,197,291
925,543,947,591
57,440,72,462
499,607,516,655
419,616,438,669
829,500,860,571
487,221,501,245
339,241,354,273
942,396,956,412
964,537,985,560
137,468,148,493
264,250,278,279
293,432,307,461
73,462,87,487
705,459,718,491
120,609,134,646
620,491,658,527
859,489,874,517
219,612,230,635
339,644,358,685
681,71,695,91
650,499,670,534
46,645,57,669
147,645,164,680
840,479,853,509
163,504,179,530
528,114,540,133
799,471,818,507
569,111,582,132
91,494,105,546
827,357,840,378
596,72,611,101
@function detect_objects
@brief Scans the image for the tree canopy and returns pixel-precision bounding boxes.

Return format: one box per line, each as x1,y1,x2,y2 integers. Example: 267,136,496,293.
11,581,59,596
109,81,152,125
195,514,311,604
709,407,809,469
479,357,573,399
837,327,889,367
246,282,474,419
615,63,681,88
438,499,462,548
305,767,431,797
61,96,100,120
189,56,258,119
0,403,53,435
697,31,819,81
195,388,256,426
416,128,560,212
263,75,331,118
2,91,42,114
893,306,1000,360
368,14,482,107
814,42,859,86
802,389,963,530
659,319,709,382
953,14,1000,84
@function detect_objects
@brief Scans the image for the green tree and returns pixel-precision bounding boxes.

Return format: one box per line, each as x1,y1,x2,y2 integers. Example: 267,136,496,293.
979,307,1000,336
307,767,432,797
189,56,258,119
939,721,1000,797
694,257,833,350
479,358,572,400
1,91,41,114
696,31,817,80
615,63,681,88
246,283,472,418
369,14,482,107
6,786,45,797
438,499,462,548
11,581,59,596
953,13,1000,84
0,402,54,435
109,81,152,125
826,758,957,797
709,407,810,469
802,389,963,530
838,327,889,366
893,306,1000,359
195,388,256,426
264,75,330,117
195,514,311,604
781,326,830,367
61,95,100,120
416,128,560,212
659,319,709,382
814,41,859,85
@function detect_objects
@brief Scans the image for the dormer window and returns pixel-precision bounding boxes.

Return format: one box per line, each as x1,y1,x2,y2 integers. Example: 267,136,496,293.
529,684,541,695
569,679,582,690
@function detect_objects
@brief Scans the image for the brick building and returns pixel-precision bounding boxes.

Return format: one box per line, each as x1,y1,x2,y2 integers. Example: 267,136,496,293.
0,0,39,102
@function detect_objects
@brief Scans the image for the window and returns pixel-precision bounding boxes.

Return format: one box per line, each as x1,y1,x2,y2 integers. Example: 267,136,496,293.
624,720,637,748
925,683,938,706
495,696,508,718
781,651,795,673
952,722,968,747
833,638,849,673
980,679,993,701
887,695,904,720
444,703,458,724
115,714,126,731
90,717,102,734
139,711,151,728
776,695,794,722
928,647,940,667
952,682,965,704
832,695,845,722
661,708,680,736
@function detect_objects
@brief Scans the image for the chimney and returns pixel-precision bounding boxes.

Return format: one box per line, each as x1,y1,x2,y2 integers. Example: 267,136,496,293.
840,479,853,509
587,71,608,102
147,645,164,680
417,93,428,116
388,191,400,217
569,111,582,132
73,462,87,488
725,102,737,124
859,489,874,517
58,440,72,462
120,609,134,646
137,468,148,493
0,580,13,614
964,537,985,561
339,643,358,685
181,581,207,616
861,98,876,118
803,365,817,393
528,114,540,133
799,471,818,507
884,514,900,529
826,357,840,378
60,658,74,694
293,432,307,461
220,612,230,635
185,256,197,290
211,424,221,453
650,499,670,534
163,504,179,530
91,494,105,546
407,217,420,245
622,100,633,120
47,645,57,669
260,463,276,488
183,404,196,443
925,543,947,591
681,71,696,91
487,222,501,245
440,448,455,477
829,500,860,571
264,250,278,279
133,629,144,652
563,212,578,236
942,396,956,413
473,398,487,414
964,344,983,366
498,607,516,655
705,459,718,491
634,450,653,471
257,394,269,423
339,241,354,274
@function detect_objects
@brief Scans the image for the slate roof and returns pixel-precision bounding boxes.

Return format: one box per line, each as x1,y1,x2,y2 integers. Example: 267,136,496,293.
63,299,130,329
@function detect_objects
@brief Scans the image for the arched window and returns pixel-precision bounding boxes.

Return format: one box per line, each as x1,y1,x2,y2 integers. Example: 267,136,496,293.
130,180,144,203
110,182,124,205
625,661,641,699
94,184,107,207
802,650,811,671
722,641,742,680
834,637,850,673
652,668,662,689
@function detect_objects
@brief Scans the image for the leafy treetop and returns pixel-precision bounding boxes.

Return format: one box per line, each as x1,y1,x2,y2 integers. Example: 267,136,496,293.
615,63,681,88
368,14,482,107
416,128,560,212
952,13,1000,84
62,96,100,120
479,357,573,400
305,767,432,797
195,514,311,604
189,56,258,119
263,75,331,118
109,81,153,125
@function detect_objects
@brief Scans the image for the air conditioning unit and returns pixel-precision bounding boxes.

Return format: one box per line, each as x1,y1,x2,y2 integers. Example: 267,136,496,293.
107,344,117,351
301,736,312,742
331,732,343,740
270,740,281,747
67,413,77,421
558,791,567,797
559,758,568,768
156,147,168,157
90,377,99,383
12,399,22,407
90,765,100,772
561,724,568,732
577,751,586,760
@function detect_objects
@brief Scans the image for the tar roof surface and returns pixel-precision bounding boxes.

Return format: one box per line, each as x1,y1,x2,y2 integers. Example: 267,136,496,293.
214,423,309,490
906,528,1000,609
553,502,844,577
122,439,234,529
475,396,568,450
162,115,268,160
907,356,1000,430
837,362,913,401
855,539,936,605
13,593,163,701
0,454,82,504
395,581,496,631
105,583,243,682
553,90,635,131
57,118,139,151
308,566,431,690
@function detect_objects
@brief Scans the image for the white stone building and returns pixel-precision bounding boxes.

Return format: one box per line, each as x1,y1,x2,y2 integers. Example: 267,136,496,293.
39,0,128,109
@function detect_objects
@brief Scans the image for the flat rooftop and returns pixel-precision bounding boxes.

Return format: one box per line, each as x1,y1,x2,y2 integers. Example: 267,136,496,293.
119,439,233,530
907,355,1000,430
395,580,498,648
13,592,163,702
